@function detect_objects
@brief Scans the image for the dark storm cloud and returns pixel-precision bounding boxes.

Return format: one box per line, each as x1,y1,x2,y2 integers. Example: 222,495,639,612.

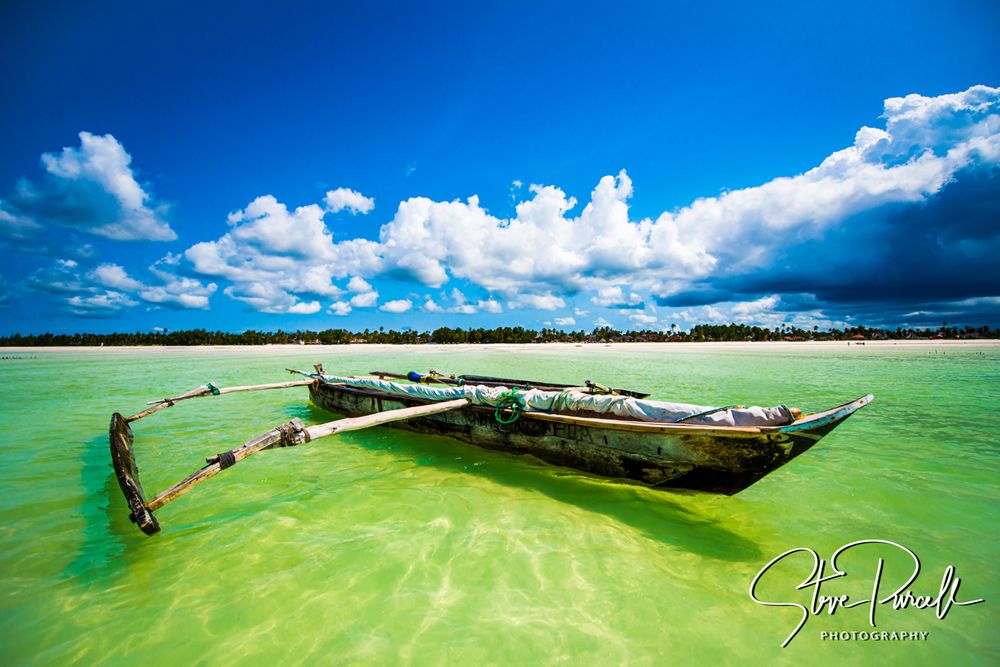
656,288,739,307
669,166,1000,326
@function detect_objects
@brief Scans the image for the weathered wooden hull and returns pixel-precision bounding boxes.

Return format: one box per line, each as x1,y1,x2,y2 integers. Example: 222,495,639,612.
310,382,872,494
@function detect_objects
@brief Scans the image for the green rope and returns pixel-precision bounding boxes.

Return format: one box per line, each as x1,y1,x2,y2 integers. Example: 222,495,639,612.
494,388,523,424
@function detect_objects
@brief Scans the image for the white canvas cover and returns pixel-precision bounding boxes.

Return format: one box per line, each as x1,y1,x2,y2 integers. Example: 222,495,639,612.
318,375,794,427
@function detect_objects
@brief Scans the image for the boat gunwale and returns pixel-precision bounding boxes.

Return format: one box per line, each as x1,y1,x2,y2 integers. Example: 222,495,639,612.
314,381,872,437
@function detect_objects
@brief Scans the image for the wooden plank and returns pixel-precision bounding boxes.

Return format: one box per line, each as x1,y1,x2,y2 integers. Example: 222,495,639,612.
521,410,770,435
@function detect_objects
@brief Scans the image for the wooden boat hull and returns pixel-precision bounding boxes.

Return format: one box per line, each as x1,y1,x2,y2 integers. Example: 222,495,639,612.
310,382,872,495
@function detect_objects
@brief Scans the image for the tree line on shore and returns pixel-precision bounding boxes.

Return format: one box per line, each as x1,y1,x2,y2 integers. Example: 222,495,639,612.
0,323,996,346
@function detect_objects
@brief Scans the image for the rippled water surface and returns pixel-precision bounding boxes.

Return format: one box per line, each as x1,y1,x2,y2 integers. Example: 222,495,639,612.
0,343,997,665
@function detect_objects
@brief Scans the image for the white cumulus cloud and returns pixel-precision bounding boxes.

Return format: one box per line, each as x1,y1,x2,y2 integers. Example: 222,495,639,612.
732,295,780,321
89,263,144,291
648,85,1000,289
509,293,566,310
350,290,379,308
171,85,1000,322
420,288,504,314
25,255,215,314
380,299,413,313
325,187,375,215
328,301,352,316
478,298,503,313
66,291,138,316
186,194,378,313
5,132,176,241
370,85,1000,312
347,276,373,293
142,254,217,310
591,286,643,307
628,312,659,327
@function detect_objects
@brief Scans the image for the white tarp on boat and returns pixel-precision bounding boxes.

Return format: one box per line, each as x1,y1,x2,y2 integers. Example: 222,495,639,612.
318,375,794,427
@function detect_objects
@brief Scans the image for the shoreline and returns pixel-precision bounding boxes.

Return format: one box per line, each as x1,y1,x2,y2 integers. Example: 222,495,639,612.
2,339,998,353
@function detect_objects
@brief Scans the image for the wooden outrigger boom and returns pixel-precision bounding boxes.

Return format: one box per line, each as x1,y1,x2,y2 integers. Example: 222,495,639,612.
109,377,469,535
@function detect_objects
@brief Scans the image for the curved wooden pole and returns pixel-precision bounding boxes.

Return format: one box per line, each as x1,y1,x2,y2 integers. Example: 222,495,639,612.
134,398,470,531
109,413,159,534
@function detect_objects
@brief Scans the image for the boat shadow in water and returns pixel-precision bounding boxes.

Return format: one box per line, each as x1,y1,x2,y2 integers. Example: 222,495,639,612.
77,404,761,564
305,406,763,563
64,435,154,584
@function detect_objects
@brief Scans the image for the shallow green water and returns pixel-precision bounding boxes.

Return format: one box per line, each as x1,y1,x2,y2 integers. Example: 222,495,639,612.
0,344,997,665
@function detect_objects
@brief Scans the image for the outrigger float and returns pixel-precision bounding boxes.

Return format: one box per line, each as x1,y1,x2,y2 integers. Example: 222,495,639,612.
109,367,873,535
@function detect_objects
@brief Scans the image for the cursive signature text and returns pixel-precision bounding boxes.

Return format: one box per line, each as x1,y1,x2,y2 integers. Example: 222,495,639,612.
748,539,985,647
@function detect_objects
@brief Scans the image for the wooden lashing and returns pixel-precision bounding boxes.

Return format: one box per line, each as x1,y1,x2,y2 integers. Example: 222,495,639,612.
109,412,160,535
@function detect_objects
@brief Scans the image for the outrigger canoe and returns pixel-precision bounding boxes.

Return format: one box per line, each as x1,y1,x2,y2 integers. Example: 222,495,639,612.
109,367,872,535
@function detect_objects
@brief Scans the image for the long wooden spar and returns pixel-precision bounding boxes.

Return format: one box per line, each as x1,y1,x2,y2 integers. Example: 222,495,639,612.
110,376,470,535
126,379,317,422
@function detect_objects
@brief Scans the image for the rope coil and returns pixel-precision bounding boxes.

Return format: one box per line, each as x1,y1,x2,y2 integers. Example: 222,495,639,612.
494,389,524,424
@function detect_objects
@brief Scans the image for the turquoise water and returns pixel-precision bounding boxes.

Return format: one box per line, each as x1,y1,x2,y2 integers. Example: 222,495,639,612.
0,343,996,665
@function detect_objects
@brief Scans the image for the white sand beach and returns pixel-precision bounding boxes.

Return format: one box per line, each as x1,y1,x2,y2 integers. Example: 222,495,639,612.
4,339,998,354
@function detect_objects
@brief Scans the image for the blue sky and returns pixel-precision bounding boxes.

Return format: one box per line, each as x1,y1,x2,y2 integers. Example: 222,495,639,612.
1,1,998,334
